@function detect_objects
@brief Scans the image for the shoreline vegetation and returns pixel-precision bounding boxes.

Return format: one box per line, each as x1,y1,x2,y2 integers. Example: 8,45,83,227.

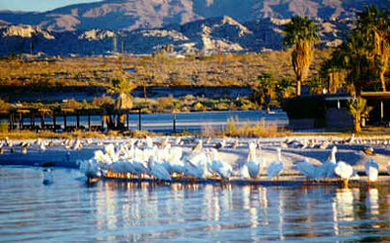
2,118,390,140
1,6,390,137
0,49,331,116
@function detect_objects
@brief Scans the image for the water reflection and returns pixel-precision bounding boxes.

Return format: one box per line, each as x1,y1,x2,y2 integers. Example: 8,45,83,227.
1,167,390,242
366,188,379,216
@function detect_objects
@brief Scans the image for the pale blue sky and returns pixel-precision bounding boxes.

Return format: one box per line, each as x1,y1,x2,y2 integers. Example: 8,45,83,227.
0,0,103,12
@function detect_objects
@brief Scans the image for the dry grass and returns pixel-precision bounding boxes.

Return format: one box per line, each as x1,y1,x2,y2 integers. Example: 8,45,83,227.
122,129,156,138
0,130,107,140
202,124,219,137
0,49,333,87
223,118,279,137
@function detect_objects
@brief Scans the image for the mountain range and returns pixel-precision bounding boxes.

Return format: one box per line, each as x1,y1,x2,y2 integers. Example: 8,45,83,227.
0,0,388,56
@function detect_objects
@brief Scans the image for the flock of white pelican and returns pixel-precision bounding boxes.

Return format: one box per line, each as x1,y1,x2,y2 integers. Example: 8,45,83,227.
0,135,388,185
74,136,385,185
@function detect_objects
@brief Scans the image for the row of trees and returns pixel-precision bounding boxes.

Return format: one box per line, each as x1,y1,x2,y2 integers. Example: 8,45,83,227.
283,6,390,97
101,5,390,131
283,6,390,132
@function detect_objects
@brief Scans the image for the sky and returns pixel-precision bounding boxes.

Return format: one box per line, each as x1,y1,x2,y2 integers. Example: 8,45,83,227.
0,0,103,12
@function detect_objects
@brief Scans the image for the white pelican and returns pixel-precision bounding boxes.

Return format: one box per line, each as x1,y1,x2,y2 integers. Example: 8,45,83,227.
246,142,261,179
165,146,186,174
42,169,53,185
365,158,379,182
296,158,318,181
148,156,171,181
267,148,284,179
40,142,46,152
110,159,135,175
387,162,390,175
93,149,113,171
174,137,182,145
192,139,203,153
104,143,119,162
316,146,337,179
64,139,73,149
239,164,250,179
214,139,226,150
146,136,154,148
21,147,27,154
160,137,170,148
184,151,211,179
131,147,149,176
209,148,232,179
78,158,101,178
334,161,354,187
35,138,42,145
72,139,82,150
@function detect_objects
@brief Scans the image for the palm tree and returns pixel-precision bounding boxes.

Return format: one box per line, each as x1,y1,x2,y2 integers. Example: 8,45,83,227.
357,6,390,92
283,16,320,96
348,97,373,133
108,76,136,130
335,29,375,96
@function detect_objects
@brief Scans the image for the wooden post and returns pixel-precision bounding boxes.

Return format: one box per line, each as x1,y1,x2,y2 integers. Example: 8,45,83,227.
32,113,35,128
88,112,91,131
53,114,57,132
41,114,45,130
30,112,33,130
173,114,176,133
19,112,22,130
64,114,67,131
138,108,141,130
9,113,12,131
76,113,80,129
381,99,384,124
126,112,129,130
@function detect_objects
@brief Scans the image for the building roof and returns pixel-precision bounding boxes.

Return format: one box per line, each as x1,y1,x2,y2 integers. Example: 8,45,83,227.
361,92,390,99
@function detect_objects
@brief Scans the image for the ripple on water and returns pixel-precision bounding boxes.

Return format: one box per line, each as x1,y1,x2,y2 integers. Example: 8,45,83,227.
0,167,390,242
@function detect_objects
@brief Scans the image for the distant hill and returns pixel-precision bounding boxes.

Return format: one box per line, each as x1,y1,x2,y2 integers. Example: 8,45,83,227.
0,0,388,56
0,0,389,31
0,14,354,56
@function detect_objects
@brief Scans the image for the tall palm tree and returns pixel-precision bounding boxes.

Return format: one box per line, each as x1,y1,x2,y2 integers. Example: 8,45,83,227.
283,16,320,96
335,29,375,96
108,77,136,130
357,6,390,92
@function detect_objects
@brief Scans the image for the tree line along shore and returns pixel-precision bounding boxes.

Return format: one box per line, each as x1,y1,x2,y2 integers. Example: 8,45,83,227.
0,5,389,135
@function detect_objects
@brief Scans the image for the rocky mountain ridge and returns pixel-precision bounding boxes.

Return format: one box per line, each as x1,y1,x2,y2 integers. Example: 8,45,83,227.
0,0,388,32
0,14,353,56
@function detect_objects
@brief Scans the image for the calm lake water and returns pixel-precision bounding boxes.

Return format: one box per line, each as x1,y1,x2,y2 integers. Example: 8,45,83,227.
6,110,288,133
1,167,389,242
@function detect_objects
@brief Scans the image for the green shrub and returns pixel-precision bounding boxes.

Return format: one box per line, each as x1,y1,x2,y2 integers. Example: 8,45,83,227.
0,122,8,133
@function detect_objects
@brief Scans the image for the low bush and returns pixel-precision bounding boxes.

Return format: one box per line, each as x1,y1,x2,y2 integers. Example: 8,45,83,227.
223,118,278,137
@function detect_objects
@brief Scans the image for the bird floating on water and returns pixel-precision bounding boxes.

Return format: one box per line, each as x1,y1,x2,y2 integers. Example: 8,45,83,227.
363,147,375,156
334,161,354,187
245,142,261,179
296,158,318,181
148,156,171,181
316,146,338,180
42,169,53,185
365,158,379,183
267,148,284,179
21,147,27,154
209,148,232,180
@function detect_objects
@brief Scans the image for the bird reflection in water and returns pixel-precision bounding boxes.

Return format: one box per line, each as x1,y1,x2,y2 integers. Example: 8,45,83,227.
366,188,379,217
95,181,119,241
332,188,359,236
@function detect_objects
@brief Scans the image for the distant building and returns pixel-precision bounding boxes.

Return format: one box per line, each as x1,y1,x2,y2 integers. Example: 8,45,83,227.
283,92,390,130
